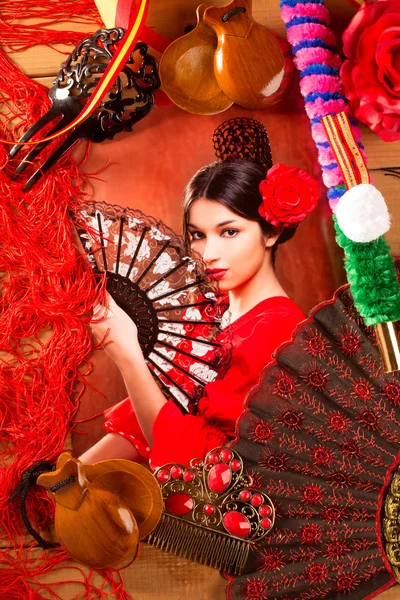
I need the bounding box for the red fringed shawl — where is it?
[0,7,137,598]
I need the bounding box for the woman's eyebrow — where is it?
[187,219,237,229]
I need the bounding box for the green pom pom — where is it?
[334,217,400,325]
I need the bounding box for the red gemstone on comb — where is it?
[170,466,182,479]
[165,494,194,516]
[261,517,272,529]
[220,449,233,463]
[157,469,170,483]
[223,511,251,538]
[208,463,232,493]
[239,490,251,502]
[183,470,195,482]
[251,494,264,507]
[259,505,272,517]
[207,453,219,464]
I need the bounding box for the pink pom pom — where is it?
[318,146,336,165]
[280,3,329,23]
[322,169,344,188]
[295,47,341,71]
[287,23,337,47]
[305,98,347,119]
[300,74,343,96]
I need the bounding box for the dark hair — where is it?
[182,159,296,260]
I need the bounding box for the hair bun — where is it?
[212,117,273,171]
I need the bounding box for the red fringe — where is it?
[0,1,101,52]
[0,43,135,599]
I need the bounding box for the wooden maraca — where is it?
[37,453,162,568]
[204,0,294,109]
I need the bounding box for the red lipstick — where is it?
[206,269,228,281]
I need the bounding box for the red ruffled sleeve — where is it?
[104,297,305,468]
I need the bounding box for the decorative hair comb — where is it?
[147,446,275,575]
[8,28,160,190]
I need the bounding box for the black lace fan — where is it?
[228,260,400,600]
[76,202,230,415]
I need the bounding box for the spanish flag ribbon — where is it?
[322,112,370,190]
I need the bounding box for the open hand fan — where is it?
[76,202,230,415]
[228,260,400,600]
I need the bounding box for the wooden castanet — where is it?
[37,453,163,569]
[204,0,294,109]
[159,4,233,115]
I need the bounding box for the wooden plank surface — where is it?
[27,0,400,169]
[3,2,400,599]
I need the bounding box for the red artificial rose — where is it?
[341,0,400,141]
[258,164,319,228]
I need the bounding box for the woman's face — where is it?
[187,198,278,292]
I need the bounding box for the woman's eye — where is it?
[222,229,239,238]
[190,231,205,241]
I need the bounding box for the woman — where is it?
[79,158,317,469]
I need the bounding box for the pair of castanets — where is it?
[159,0,294,115]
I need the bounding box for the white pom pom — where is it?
[334,184,391,243]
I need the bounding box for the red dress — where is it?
[103,296,305,469]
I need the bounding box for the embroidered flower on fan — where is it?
[159,322,186,336]
[147,279,172,300]
[153,252,177,274]
[190,338,214,358]
[327,411,351,433]
[339,325,363,357]
[328,470,355,489]
[304,563,329,583]
[168,386,190,410]
[357,409,379,431]
[324,540,350,561]
[126,216,143,228]
[189,362,217,383]
[272,371,298,398]
[277,408,304,431]
[334,572,360,593]
[300,523,323,545]
[185,307,202,321]
[112,262,138,279]
[322,504,349,524]
[259,548,286,572]
[259,450,290,472]
[339,438,362,459]
[351,378,374,402]
[302,329,330,358]
[301,483,324,504]
[242,576,268,600]
[311,445,334,467]
[323,539,350,561]
[88,212,113,246]
[300,363,329,392]
[149,226,170,241]
[149,348,175,372]
[248,420,277,444]
[123,231,150,261]
[383,380,400,405]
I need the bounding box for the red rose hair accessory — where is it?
[258,163,319,228]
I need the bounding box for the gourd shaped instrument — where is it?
[159,4,233,115]
[37,453,162,569]
[204,0,294,109]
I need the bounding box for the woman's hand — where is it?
[90,293,142,365]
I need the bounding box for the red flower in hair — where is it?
[258,164,319,228]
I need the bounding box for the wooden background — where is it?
[2,0,400,598]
